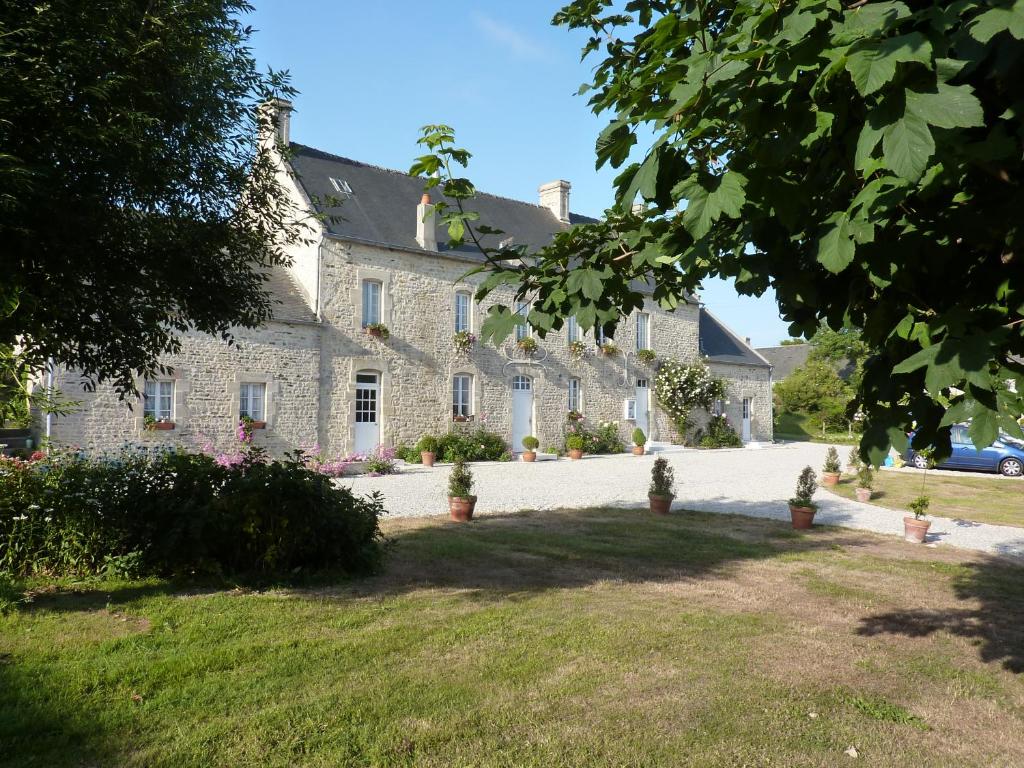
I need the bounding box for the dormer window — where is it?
[329,177,353,197]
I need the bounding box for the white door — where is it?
[354,372,380,454]
[635,378,650,437]
[511,375,533,452]
[741,398,752,442]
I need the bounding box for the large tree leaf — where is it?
[845,33,933,96]
[882,112,935,180]
[815,214,856,273]
[906,84,984,129]
[969,3,1024,42]
[676,171,747,239]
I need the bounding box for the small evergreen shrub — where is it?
[522,435,539,451]
[790,466,818,509]
[565,434,586,451]
[695,416,743,448]
[437,427,508,462]
[649,457,675,497]
[632,427,646,446]
[448,459,474,499]
[416,434,439,454]
[856,465,874,490]
[823,446,841,473]
[848,446,863,471]
[908,495,930,519]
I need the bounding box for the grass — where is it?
[2,509,1023,767]
[827,470,1024,527]
[775,409,859,445]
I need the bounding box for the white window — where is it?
[143,380,174,421]
[636,312,650,350]
[514,301,530,342]
[512,375,532,391]
[239,382,266,421]
[568,378,581,413]
[455,291,472,333]
[624,398,637,420]
[329,177,353,196]
[567,316,580,344]
[597,326,608,345]
[453,374,473,418]
[361,280,381,327]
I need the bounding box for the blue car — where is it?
[905,423,1024,477]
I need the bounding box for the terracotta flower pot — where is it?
[248,420,266,430]
[903,516,931,544]
[522,451,537,462]
[855,487,872,502]
[821,472,840,487]
[367,328,383,338]
[633,445,645,456]
[789,504,816,529]
[151,421,175,431]
[448,496,477,522]
[421,451,436,467]
[568,448,584,460]
[649,494,673,515]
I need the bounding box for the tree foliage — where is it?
[0,1,308,399]
[414,0,1024,464]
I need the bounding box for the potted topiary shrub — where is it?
[847,446,863,474]
[649,456,675,514]
[855,465,873,502]
[447,458,476,522]
[904,495,931,543]
[632,427,647,456]
[566,434,585,460]
[821,446,841,486]
[521,435,539,462]
[788,466,818,529]
[417,434,439,467]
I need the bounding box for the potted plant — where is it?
[855,465,873,502]
[365,322,390,340]
[788,466,818,529]
[447,458,476,522]
[636,348,656,365]
[146,415,174,431]
[517,336,538,355]
[632,427,647,456]
[566,434,585,460]
[417,434,439,467]
[521,435,539,462]
[600,340,620,356]
[453,330,476,356]
[568,339,587,364]
[821,446,841,486]
[649,456,675,514]
[904,495,931,543]
[847,446,863,474]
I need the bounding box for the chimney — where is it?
[539,180,571,225]
[745,337,752,346]
[416,193,437,251]
[269,98,292,145]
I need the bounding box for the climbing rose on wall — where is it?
[654,360,727,441]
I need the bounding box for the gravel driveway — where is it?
[342,442,1024,560]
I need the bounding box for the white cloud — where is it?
[472,12,548,60]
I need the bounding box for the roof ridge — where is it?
[289,142,585,217]
[755,343,808,349]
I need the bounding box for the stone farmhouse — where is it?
[47,103,773,456]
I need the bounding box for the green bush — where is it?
[416,434,440,454]
[394,443,420,463]
[695,416,743,448]
[522,435,539,451]
[565,434,586,451]
[563,416,625,455]
[632,427,646,446]
[437,427,509,462]
[447,459,474,498]
[0,448,385,578]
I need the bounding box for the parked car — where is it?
[905,424,1024,477]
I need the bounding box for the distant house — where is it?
[756,343,855,384]
[46,101,774,454]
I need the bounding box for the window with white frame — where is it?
[361,279,381,327]
[143,380,174,421]
[452,374,473,418]
[454,291,472,333]
[514,301,530,341]
[566,316,579,344]
[568,378,581,413]
[239,382,267,421]
[597,326,608,345]
[636,312,650,350]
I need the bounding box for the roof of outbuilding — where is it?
[699,309,771,367]
[755,343,811,379]
[288,143,598,259]
[262,266,317,324]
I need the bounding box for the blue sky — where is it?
[246,1,794,347]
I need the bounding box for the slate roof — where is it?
[699,309,771,367]
[288,143,598,259]
[755,343,811,380]
[262,266,317,324]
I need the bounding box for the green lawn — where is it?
[827,470,1024,528]
[775,410,859,445]
[2,509,1023,767]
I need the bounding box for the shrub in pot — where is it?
[447,458,476,522]
[364,322,390,340]
[648,456,675,514]
[566,434,586,460]
[904,495,931,543]
[632,427,647,456]
[847,446,863,474]
[416,434,439,467]
[821,446,841,486]
[521,435,539,462]
[855,465,873,502]
[788,466,818,529]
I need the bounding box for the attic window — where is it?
[329,177,353,197]
[499,236,515,250]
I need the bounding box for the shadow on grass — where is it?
[857,540,1024,673]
